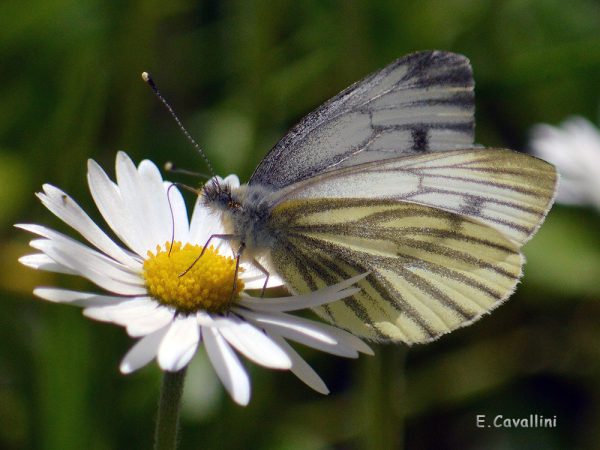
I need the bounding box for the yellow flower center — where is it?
[143,242,244,314]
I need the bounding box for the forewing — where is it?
[250,51,474,189]
[273,149,557,247]
[269,199,522,343]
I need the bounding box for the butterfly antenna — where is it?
[141,71,215,178]
[165,183,178,256]
[164,161,211,180]
[164,181,204,257]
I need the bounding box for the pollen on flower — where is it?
[143,242,244,313]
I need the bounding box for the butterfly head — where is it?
[202,178,239,210]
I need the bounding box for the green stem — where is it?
[154,368,187,450]
[359,345,407,450]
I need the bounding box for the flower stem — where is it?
[154,368,187,450]
[359,345,407,450]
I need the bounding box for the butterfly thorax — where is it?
[202,179,278,253]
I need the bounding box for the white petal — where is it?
[202,326,250,406]
[30,239,146,295]
[238,310,360,358]
[238,264,284,289]
[33,288,129,307]
[316,323,374,356]
[125,308,176,337]
[115,152,157,252]
[268,334,329,394]
[196,310,216,327]
[18,253,77,274]
[188,199,228,248]
[212,315,291,369]
[238,273,367,312]
[83,298,164,326]
[221,175,240,188]
[120,325,171,374]
[239,309,334,342]
[163,181,189,242]
[115,151,179,254]
[137,159,176,246]
[22,225,143,283]
[87,158,147,257]
[35,184,140,268]
[157,316,200,372]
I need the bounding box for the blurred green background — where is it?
[2,0,600,449]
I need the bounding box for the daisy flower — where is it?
[530,116,600,210]
[17,152,372,405]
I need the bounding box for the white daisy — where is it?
[530,116,600,210]
[17,152,372,405]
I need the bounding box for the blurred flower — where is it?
[17,152,371,405]
[530,116,600,209]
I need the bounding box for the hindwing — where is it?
[269,199,523,343]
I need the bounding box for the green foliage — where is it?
[2,0,600,448]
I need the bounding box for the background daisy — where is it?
[530,116,600,210]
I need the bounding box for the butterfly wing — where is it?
[272,148,557,246]
[250,51,475,189]
[265,149,557,343]
[240,50,556,342]
[269,198,522,343]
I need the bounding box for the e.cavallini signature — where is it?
[476,414,557,428]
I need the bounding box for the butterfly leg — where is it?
[229,241,246,301]
[251,258,270,298]
[179,233,237,277]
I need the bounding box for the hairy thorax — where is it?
[202,180,278,257]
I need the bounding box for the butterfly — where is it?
[202,51,557,344]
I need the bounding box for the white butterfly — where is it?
[202,51,557,344]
